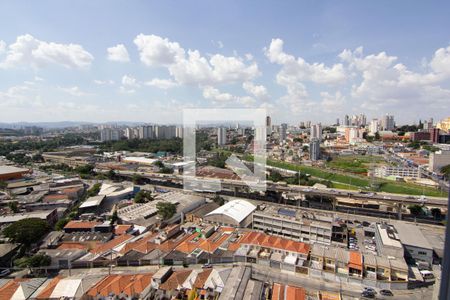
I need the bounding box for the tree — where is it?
[431,208,442,220]
[374,132,381,141]
[213,194,225,206]
[132,174,143,184]
[15,253,51,268]
[0,181,6,190]
[154,161,165,168]
[87,183,101,197]
[3,218,49,246]
[268,170,283,182]
[156,202,177,220]
[106,169,117,180]
[441,164,450,180]
[134,190,153,203]
[408,205,423,216]
[8,201,19,213]
[55,218,69,231]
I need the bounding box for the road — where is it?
[104,168,448,208]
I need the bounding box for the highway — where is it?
[100,168,449,208]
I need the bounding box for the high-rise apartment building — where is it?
[310,123,322,141]
[369,119,379,134]
[381,114,395,131]
[217,127,227,146]
[280,123,288,142]
[309,138,321,161]
[100,128,121,142]
[266,116,272,136]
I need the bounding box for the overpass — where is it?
[99,168,448,220]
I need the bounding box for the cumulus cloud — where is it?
[0,34,93,69]
[338,46,450,114]
[145,78,178,89]
[266,38,347,85]
[107,44,130,62]
[93,79,114,85]
[202,86,235,102]
[134,34,259,86]
[134,34,185,66]
[0,40,6,54]
[242,81,269,100]
[120,74,140,93]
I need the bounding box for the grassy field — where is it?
[326,155,385,174]
[263,159,447,197]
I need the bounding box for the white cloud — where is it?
[266,38,347,85]
[134,34,185,66]
[0,34,93,69]
[320,91,346,113]
[211,40,224,49]
[59,86,91,97]
[202,86,235,102]
[339,46,450,114]
[145,78,178,89]
[430,45,450,78]
[0,40,6,54]
[242,81,269,99]
[120,74,140,93]
[107,44,130,62]
[121,74,140,87]
[134,34,259,86]
[93,79,114,85]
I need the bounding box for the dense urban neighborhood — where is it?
[0,114,448,299]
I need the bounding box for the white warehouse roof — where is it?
[206,199,256,224]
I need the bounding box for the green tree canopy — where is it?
[441,164,450,180]
[15,253,51,268]
[134,190,153,203]
[3,218,49,246]
[408,205,423,216]
[156,201,177,220]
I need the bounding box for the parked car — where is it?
[363,287,377,294]
[361,291,375,298]
[0,269,10,277]
[380,289,393,296]
[202,263,212,269]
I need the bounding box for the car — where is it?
[362,221,371,227]
[0,269,10,277]
[361,291,375,298]
[363,287,376,294]
[202,263,212,269]
[380,289,393,296]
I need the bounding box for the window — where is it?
[418,251,428,256]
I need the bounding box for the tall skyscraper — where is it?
[309,138,321,161]
[336,118,340,126]
[280,123,288,142]
[310,123,322,141]
[381,114,395,131]
[344,115,350,126]
[369,119,379,134]
[217,127,227,146]
[266,116,272,136]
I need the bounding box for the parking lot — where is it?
[347,221,378,255]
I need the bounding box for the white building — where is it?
[204,199,256,227]
[310,123,322,141]
[369,119,379,134]
[429,150,450,173]
[375,166,420,179]
[217,127,227,146]
[100,128,121,142]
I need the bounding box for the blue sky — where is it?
[0,1,449,124]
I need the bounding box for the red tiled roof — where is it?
[271,283,284,300]
[115,225,132,235]
[240,231,310,254]
[0,279,27,300]
[35,276,63,299]
[43,194,69,201]
[90,234,133,254]
[87,273,153,297]
[348,251,362,270]
[159,270,193,291]
[64,221,101,230]
[285,285,305,300]
[193,269,213,289]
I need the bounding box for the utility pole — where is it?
[438,184,450,300]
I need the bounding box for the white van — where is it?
[420,270,435,282]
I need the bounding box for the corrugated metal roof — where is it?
[205,199,256,224]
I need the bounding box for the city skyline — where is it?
[1,1,450,124]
